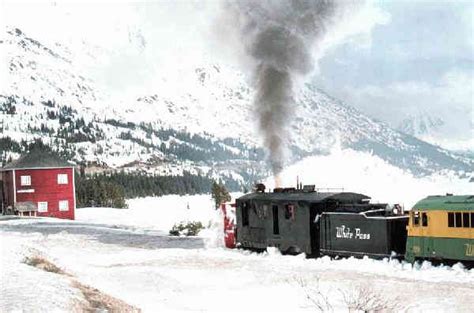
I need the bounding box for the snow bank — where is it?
[0,233,83,312]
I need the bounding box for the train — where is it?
[221,184,474,265]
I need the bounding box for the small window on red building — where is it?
[59,200,69,211]
[57,174,68,184]
[21,175,31,186]
[38,202,48,213]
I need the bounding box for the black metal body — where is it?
[319,211,409,258]
[235,190,392,256]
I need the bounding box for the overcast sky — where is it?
[314,0,473,143]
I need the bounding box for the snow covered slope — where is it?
[398,111,473,153]
[1,26,472,184]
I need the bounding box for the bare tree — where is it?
[291,276,333,312]
[339,284,400,312]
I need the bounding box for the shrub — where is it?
[23,256,65,274]
[169,221,204,236]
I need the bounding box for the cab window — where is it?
[422,213,428,227]
[413,211,420,226]
[284,204,295,220]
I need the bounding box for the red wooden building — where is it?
[0,150,76,220]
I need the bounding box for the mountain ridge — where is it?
[1,27,472,185]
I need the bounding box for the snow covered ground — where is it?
[1,191,473,312]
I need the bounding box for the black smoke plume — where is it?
[222,0,340,177]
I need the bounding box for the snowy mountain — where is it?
[398,114,445,139]
[397,112,473,153]
[1,27,473,185]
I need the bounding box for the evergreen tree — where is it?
[211,181,231,209]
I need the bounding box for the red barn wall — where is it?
[14,168,75,220]
[2,171,14,208]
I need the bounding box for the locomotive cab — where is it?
[235,188,404,257]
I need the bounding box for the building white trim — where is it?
[17,189,35,193]
[72,170,76,212]
[12,169,16,205]
[0,166,74,172]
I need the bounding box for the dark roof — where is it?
[413,195,474,211]
[237,191,371,204]
[1,150,74,170]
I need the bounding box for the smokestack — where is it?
[220,0,341,178]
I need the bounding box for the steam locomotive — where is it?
[222,185,474,265]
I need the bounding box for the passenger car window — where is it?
[448,212,454,227]
[455,213,462,228]
[471,213,474,228]
[462,213,470,228]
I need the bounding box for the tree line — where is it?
[75,171,232,208]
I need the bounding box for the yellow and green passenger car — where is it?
[405,195,474,263]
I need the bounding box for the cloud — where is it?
[317,0,391,56]
[343,69,473,141]
[315,0,473,148]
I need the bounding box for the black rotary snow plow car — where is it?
[235,185,408,258]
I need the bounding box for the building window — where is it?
[422,212,428,227]
[59,200,69,211]
[21,175,31,186]
[57,174,68,184]
[38,202,48,213]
